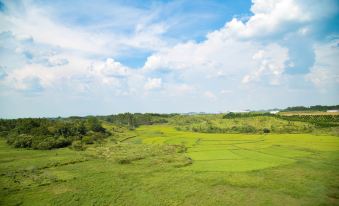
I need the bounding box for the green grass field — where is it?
[1,124,339,205]
[135,125,339,172]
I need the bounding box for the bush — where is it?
[55,136,72,148]
[263,128,270,133]
[10,134,33,148]
[82,136,94,144]
[33,137,56,150]
[86,117,106,133]
[71,140,85,151]
[231,125,257,133]
[83,132,108,144]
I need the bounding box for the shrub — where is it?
[10,134,33,148]
[263,128,270,133]
[55,136,72,148]
[71,140,85,151]
[82,136,94,144]
[86,117,106,133]
[231,125,257,133]
[33,137,56,150]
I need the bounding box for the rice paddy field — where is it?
[1,124,339,205]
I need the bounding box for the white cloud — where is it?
[0,0,338,117]
[141,0,338,92]
[212,0,338,40]
[0,4,105,54]
[4,64,52,92]
[143,38,258,75]
[143,41,199,72]
[144,78,162,90]
[1,56,136,95]
[94,58,130,78]
[142,27,291,89]
[306,40,339,88]
[2,0,336,97]
[242,44,289,85]
[0,1,169,57]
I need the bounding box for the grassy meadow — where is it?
[1,113,339,205]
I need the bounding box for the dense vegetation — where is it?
[0,117,109,150]
[170,113,338,135]
[102,113,175,128]
[283,105,339,112]
[223,112,273,118]
[0,113,178,150]
[1,108,339,151]
[277,114,339,127]
[173,115,316,134]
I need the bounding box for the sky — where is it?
[0,0,338,118]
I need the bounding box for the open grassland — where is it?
[1,124,339,205]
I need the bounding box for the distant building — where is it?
[270,111,279,114]
[327,110,339,113]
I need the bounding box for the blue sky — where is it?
[0,0,338,118]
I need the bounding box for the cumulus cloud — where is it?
[306,39,339,88]
[1,56,136,95]
[215,0,338,40]
[4,64,56,91]
[93,58,130,78]
[142,0,338,92]
[210,0,338,75]
[242,44,290,85]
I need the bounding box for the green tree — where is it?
[86,117,105,133]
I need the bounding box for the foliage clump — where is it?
[0,117,109,150]
[172,114,323,134]
[70,140,85,151]
[263,128,270,133]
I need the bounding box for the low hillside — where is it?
[173,115,316,134]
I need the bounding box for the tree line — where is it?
[283,105,339,112]
[101,113,176,129]
[0,117,109,150]
[0,113,177,150]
